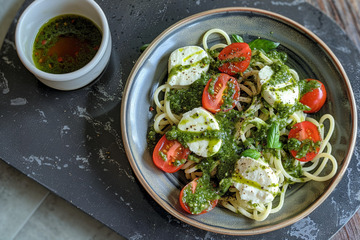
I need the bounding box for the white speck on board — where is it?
[3,39,16,53]
[118,196,134,212]
[271,0,305,6]
[331,196,353,226]
[35,109,48,123]
[355,190,360,202]
[10,97,27,105]
[23,155,43,166]
[354,146,360,171]
[334,46,351,54]
[92,84,119,102]
[346,167,353,202]
[99,148,106,161]
[74,106,87,117]
[128,232,145,240]
[2,56,15,67]
[203,231,217,240]
[60,125,70,137]
[76,155,89,163]
[154,2,168,22]
[289,216,319,240]
[75,154,91,171]
[166,214,181,224]
[0,71,9,94]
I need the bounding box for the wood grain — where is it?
[305,0,360,239]
[307,0,360,50]
[332,209,360,239]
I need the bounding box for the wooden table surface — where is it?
[305,0,360,239]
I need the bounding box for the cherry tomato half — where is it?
[217,42,251,75]
[288,121,322,162]
[299,79,327,113]
[153,135,190,173]
[202,73,240,113]
[179,178,218,215]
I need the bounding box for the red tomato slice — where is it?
[202,73,240,113]
[217,42,251,75]
[179,178,218,215]
[300,79,327,113]
[153,135,190,173]
[288,121,321,162]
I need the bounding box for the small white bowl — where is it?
[15,0,112,90]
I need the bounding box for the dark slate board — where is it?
[0,0,359,239]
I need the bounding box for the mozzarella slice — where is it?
[168,46,209,86]
[262,81,299,107]
[260,65,299,107]
[232,157,279,205]
[178,107,221,157]
[258,65,274,85]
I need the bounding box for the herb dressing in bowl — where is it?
[15,0,111,91]
[33,14,102,74]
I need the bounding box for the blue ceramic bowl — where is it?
[121,7,357,235]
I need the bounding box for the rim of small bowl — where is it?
[15,0,110,82]
[121,7,357,235]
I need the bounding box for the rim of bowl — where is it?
[121,7,357,235]
[15,0,110,82]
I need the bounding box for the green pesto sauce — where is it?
[168,57,210,79]
[232,166,278,196]
[207,110,243,181]
[213,110,242,159]
[278,151,303,179]
[183,50,204,61]
[250,49,287,66]
[173,158,186,167]
[298,79,321,97]
[159,151,167,161]
[207,57,247,71]
[165,110,243,181]
[287,138,321,159]
[207,49,220,59]
[33,14,102,74]
[207,74,237,110]
[208,76,217,95]
[267,50,288,63]
[166,126,218,148]
[265,63,293,86]
[275,101,310,119]
[167,74,209,115]
[181,176,218,214]
[232,172,262,189]
[221,81,237,110]
[147,125,160,151]
[188,154,201,163]
[218,56,246,66]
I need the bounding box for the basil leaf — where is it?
[231,34,244,43]
[140,43,149,52]
[240,149,261,159]
[248,39,280,53]
[267,122,282,149]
